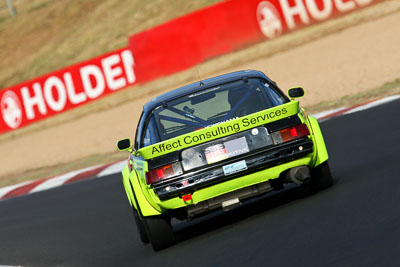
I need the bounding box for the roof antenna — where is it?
[195,66,204,86]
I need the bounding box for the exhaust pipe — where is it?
[286,166,311,184]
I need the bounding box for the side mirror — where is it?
[288,87,305,99]
[117,138,132,152]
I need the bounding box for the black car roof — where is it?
[143,70,273,114]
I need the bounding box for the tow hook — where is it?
[179,192,194,203]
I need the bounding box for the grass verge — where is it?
[305,78,400,113]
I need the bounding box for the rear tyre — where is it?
[301,161,333,194]
[143,215,176,251]
[311,161,333,190]
[133,209,149,244]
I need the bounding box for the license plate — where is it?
[223,160,247,176]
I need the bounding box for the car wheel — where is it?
[301,161,333,194]
[133,209,149,244]
[311,161,333,190]
[143,215,176,251]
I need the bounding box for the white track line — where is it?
[344,95,400,115]
[96,161,126,177]
[30,165,101,194]
[311,107,346,120]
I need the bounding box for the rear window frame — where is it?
[138,77,289,149]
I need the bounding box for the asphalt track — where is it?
[1,99,400,267]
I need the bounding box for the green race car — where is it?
[117,70,332,251]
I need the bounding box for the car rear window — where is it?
[142,78,288,146]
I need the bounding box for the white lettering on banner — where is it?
[280,0,309,29]
[121,50,136,84]
[2,50,136,129]
[275,0,373,30]
[80,65,105,99]
[257,1,283,39]
[43,76,67,112]
[306,0,332,20]
[102,54,126,90]
[64,72,87,104]
[355,0,373,5]
[334,0,356,12]
[21,84,47,120]
[1,91,22,129]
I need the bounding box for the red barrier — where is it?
[0,48,136,134]
[129,0,382,84]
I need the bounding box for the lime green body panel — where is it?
[121,102,328,217]
[307,115,329,166]
[121,166,135,208]
[121,165,162,216]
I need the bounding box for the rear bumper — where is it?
[153,138,313,200]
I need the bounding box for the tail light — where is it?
[271,124,310,144]
[146,162,183,184]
